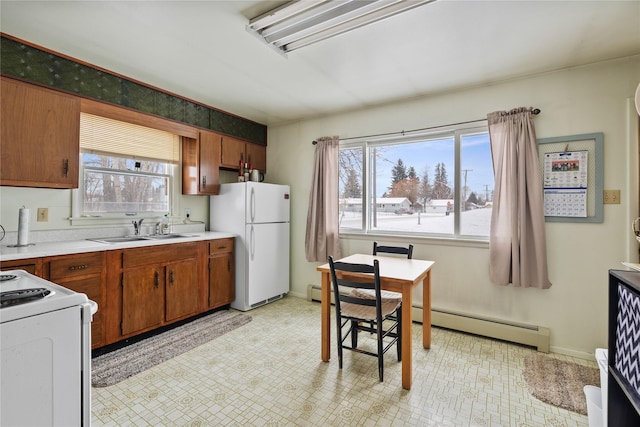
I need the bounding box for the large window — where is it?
[73,113,179,222]
[339,124,493,239]
[81,154,172,215]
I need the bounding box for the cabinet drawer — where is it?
[209,238,234,255]
[49,252,104,280]
[123,242,198,268]
[0,258,42,276]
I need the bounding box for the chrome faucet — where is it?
[132,218,144,235]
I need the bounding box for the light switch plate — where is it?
[603,190,621,204]
[37,207,49,222]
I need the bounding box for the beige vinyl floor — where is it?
[92,296,597,426]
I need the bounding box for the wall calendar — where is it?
[537,132,603,223]
[543,150,588,217]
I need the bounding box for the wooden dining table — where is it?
[316,253,435,390]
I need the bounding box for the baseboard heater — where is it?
[307,284,550,353]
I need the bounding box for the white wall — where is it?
[1,56,637,357]
[266,56,640,358]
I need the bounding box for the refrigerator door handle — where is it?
[250,186,256,223]
[250,224,255,261]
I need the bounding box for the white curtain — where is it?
[488,108,551,288]
[305,136,342,262]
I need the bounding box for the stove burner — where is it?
[0,288,52,307]
[0,274,17,282]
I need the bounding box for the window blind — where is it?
[80,113,180,163]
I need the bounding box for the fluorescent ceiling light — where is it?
[247,0,436,54]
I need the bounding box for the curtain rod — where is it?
[311,108,541,144]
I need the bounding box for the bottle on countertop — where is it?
[243,162,250,182]
[238,160,245,182]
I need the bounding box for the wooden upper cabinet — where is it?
[1,77,80,188]
[246,142,267,173]
[220,135,246,169]
[220,135,267,173]
[182,130,221,195]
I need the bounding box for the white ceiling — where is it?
[1,1,639,127]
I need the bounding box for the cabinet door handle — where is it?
[202,176,207,187]
[63,159,69,177]
[154,271,159,288]
[227,259,231,271]
[169,269,175,285]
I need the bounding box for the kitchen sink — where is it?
[88,234,198,244]
[146,233,198,239]
[87,236,151,244]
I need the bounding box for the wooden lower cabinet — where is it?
[45,252,107,348]
[208,238,235,309]
[2,254,105,348]
[121,265,166,335]
[165,258,199,322]
[119,242,199,337]
[0,257,43,276]
[1,238,234,349]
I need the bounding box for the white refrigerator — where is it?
[210,182,290,311]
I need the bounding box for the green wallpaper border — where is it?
[0,35,267,145]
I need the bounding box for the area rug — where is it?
[523,353,600,415]
[92,310,251,387]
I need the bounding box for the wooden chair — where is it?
[373,241,413,259]
[328,256,401,382]
[355,242,414,330]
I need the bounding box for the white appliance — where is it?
[1,269,96,426]
[210,182,290,311]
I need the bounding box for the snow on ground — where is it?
[339,207,492,236]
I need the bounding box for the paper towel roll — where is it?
[17,206,30,246]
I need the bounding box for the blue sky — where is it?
[372,133,494,199]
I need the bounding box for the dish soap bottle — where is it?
[161,213,171,235]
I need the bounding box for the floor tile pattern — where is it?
[92,297,596,426]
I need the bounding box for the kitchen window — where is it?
[339,124,493,240]
[72,113,179,224]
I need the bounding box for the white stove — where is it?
[0,270,94,320]
[1,269,96,426]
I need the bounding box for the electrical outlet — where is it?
[37,207,49,222]
[603,189,621,204]
[184,209,191,219]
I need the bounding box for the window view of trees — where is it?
[385,159,454,207]
[339,146,363,198]
[82,153,171,214]
[338,129,493,238]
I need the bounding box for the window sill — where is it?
[69,215,171,227]
[339,230,490,249]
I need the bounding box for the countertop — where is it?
[0,231,235,261]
